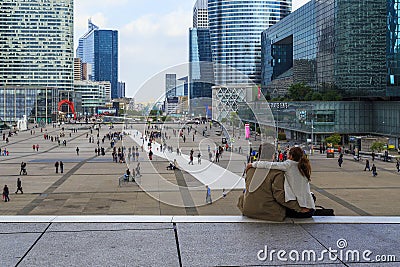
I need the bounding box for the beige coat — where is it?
[238,168,302,222]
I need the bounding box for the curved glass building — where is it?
[208,0,292,85]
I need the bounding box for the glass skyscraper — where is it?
[77,20,119,99]
[0,0,74,91]
[387,0,400,96]
[189,0,214,117]
[208,0,292,85]
[166,74,177,98]
[262,0,390,98]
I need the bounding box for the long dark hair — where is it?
[289,147,311,181]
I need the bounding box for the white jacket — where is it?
[252,160,315,209]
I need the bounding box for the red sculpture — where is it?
[58,100,76,119]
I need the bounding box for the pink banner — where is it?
[245,124,250,139]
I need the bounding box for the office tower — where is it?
[387,0,400,96]
[117,82,126,99]
[208,0,292,85]
[77,20,119,99]
[189,28,214,117]
[193,0,209,28]
[74,58,83,81]
[262,0,387,98]
[0,0,73,123]
[166,74,177,98]
[178,77,189,97]
[82,63,92,81]
[0,0,74,91]
[189,0,214,117]
[256,0,400,144]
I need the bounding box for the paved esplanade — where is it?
[0,122,400,216]
[128,128,246,190]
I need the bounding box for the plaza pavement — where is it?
[0,122,400,216]
[0,122,400,266]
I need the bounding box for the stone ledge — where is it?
[0,215,399,224]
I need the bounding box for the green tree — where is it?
[325,133,341,145]
[149,110,159,116]
[322,90,342,101]
[370,142,385,152]
[288,83,313,101]
[311,92,323,101]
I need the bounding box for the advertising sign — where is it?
[245,124,250,139]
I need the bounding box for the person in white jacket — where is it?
[246,146,315,216]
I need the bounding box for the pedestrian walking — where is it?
[55,161,59,173]
[60,161,64,174]
[36,144,39,151]
[364,159,370,171]
[338,154,343,167]
[136,163,141,177]
[197,152,201,164]
[206,185,212,204]
[222,188,227,198]
[3,185,10,202]
[396,161,400,172]
[76,147,80,156]
[15,178,23,194]
[372,164,378,177]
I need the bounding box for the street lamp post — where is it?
[311,119,314,155]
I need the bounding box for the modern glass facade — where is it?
[0,87,59,123]
[0,0,74,91]
[166,74,177,98]
[73,81,107,115]
[189,28,214,116]
[208,0,292,85]
[387,0,400,96]
[77,21,119,99]
[262,0,390,98]
[240,100,400,143]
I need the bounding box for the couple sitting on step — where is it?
[238,143,315,222]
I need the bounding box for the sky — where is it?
[74,0,310,102]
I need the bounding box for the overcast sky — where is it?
[74,0,310,102]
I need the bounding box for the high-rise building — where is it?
[77,20,119,99]
[0,0,74,92]
[262,0,389,98]
[177,77,189,97]
[193,0,209,28]
[189,0,214,117]
[117,82,126,99]
[255,0,400,145]
[82,63,92,81]
[387,0,400,96]
[74,58,83,81]
[189,28,214,117]
[208,0,291,85]
[165,74,177,98]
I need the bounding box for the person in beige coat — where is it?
[238,144,313,221]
